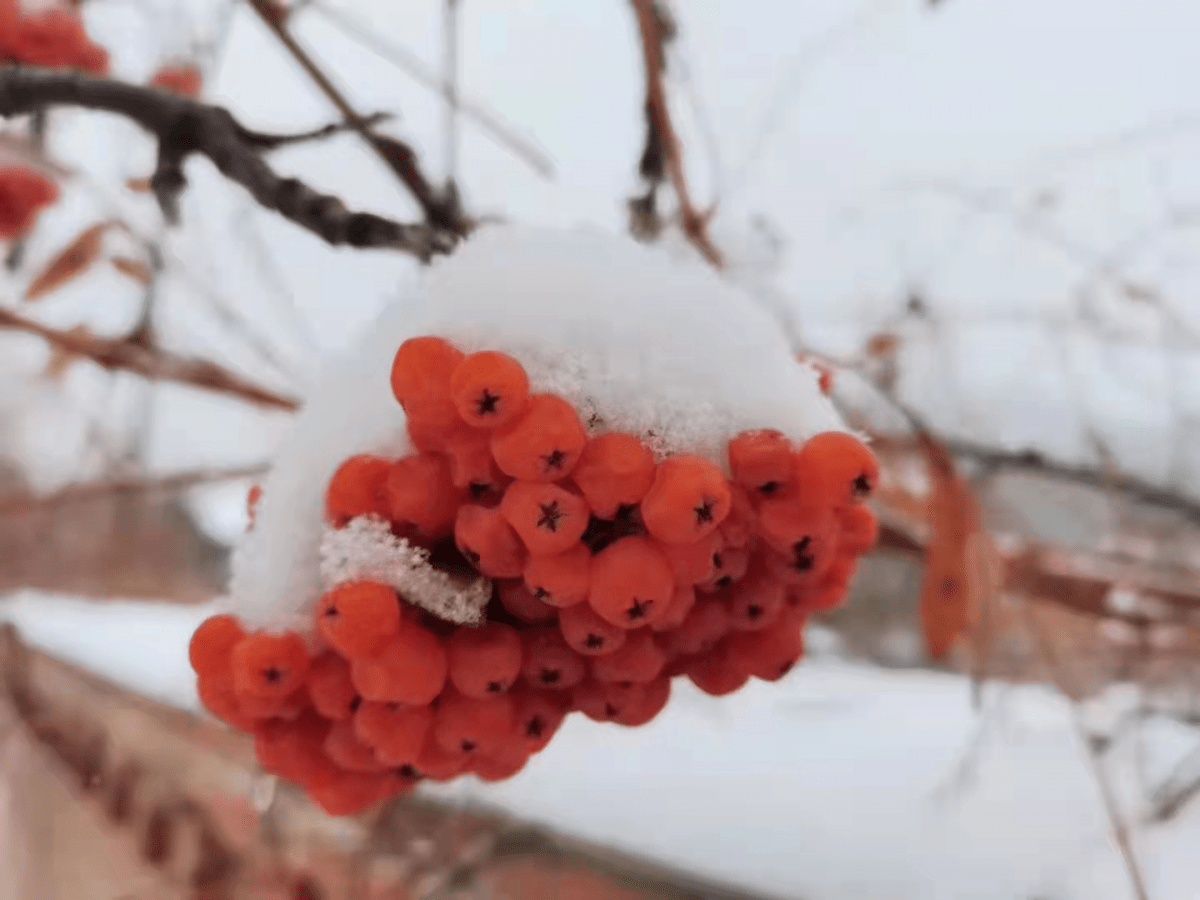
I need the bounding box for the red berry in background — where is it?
[520,627,587,690]
[454,504,527,579]
[660,597,731,657]
[354,700,434,766]
[573,679,645,724]
[490,394,587,482]
[196,676,260,732]
[640,454,731,545]
[659,530,723,586]
[350,624,447,705]
[432,690,516,758]
[614,676,670,727]
[246,484,263,530]
[523,543,590,608]
[500,480,590,555]
[588,536,673,629]
[726,607,806,682]
[391,336,465,429]
[149,63,203,98]
[719,484,758,549]
[794,431,880,505]
[496,580,557,624]
[316,581,400,659]
[325,454,392,526]
[253,711,330,783]
[386,453,460,538]
[231,632,310,702]
[727,429,797,497]
[308,770,392,817]
[651,583,697,633]
[838,503,879,556]
[188,614,245,681]
[446,622,524,697]
[449,349,530,428]
[511,687,569,752]
[13,8,109,74]
[698,543,751,593]
[307,652,359,720]
[725,563,786,631]
[589,629,665,683]
[570,432,656,518]
[324,718,389,773]
[558,601,626,657]
[687,644,751,697]
[0,167,59,240]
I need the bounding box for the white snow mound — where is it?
[231,224,845,627]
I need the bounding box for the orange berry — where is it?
[188,614,245,681]
[727,429,797,497]
[521,627,587,690]
[523,543,590,608]
[659,530,723,586]
[354,700,434,766]
[651,583,697,633]
[432,690,516,758]
[307,652,359,719]
[727,608,806,682]
[308,770,391,816]
[500,481,590,555]
[490,394,587,482]
[253,711,330,783]
[558,602,626,656]
[719,484,758,549]
[788,556,856,613]
[726,563,786,631]
[236,687,307,720]
[390,336,465,428]
[497,580,557,624]
[838,503,879,556]
[446,622,524,697]
[698,544,750,592]
[450,350,530,428]
[386,453,461,538]
[687,643,750,696]
[573,679,645,723]
[231,632,310,702]
[589,629,665,683]
[474,743,531,782]
[443,432,510,500]
[614,676,670,727]
[246,485,262,530]
[660,598,731,657]
[794,431,880,505]
[511,687,569,752]
[571,432,656,518]
[640,454,731,545]
[196,676,260,732]
[350,624,447,705]
[325,454,392,526]
[324,718,389,773]
[454,504,527,578]
[414,737,469,782]
[758,496,837,579]
[316,581,400,659]
[588,536,673,629]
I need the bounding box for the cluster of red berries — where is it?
[190,336,879,816]
[0,166,59,241]
[0,0,109,75]
[149,63,203,98]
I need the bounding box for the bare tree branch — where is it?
[0,306,300,412]
[0,65,451,258]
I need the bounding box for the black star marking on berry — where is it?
[712,552,724,569]
[533,585,551,600]
[461,740,476,752]
[539,668,560,685]
[627,598,652,620]
[537,501,564,531]
[348,696,362,713]
[694,499,715,524]
[396,764,419,780]
[585,633,605,649]
[487,680,505,693]
[461,546,481,566]
[476,389,500,416]
[791,535,814,571]
[525,716,545,738]
[468,481,492,499]
[777,661,795,677]
[323,604,338,617]
[715,576,733,589]
[542,449,567,472]
[852,472,873,497]
[263,666,282,683]
[747,604,763,620]
[758,480,781,496]
[603,703,619,719]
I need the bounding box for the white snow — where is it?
[2,591,1198,900]
[231,225,844,628]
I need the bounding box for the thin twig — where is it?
[0,65,449,258]
[443,0,460,184]
[628,0,722,268]
[0,306,300,412]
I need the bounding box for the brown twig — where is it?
[628,0,722,268]
[0,65,450,258]
[0,306,300,412]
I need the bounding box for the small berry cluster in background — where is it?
[191,336,879,816]
[0,0,109,75]
[0,166,58,240]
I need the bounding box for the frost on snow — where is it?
[231,224,845,628]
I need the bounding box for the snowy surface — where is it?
[2,591,1199,900]
[231,225,842,628]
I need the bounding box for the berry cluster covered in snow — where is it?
[193,227,876,816]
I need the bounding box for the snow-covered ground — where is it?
[3,590,1197,900]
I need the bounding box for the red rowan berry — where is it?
[454,504,527,578]
[188,614,245,681]
[490,394,586,481]
[687,644,751,697]
[350,624,447,705]
[246,485,262,530]
[236,687,307,721]
[758,496,838,586]
[324,718,389,773]
[559,602,626,656]
[390,336,465,428]
[253,711,330,783]
[588,536,673,628]
[385,453,461,538]
[446,622,524,697]
[307,652,360,720]
[573,679,645,723]
[727,430,797,497]
[660,598,731,657]
[196,676,259,732]
[719,484,758,549]
[571,432,656,518]
[316,581,400,659]
[726,564,786,631]
[614,676,670,726]
[727,608,806,682]
[473,737,531,782]
[444,432,510,500]
[511,687,569,753]
[521,627,587,690]
[325,454,392,526]
[497,580,557,624]
[414,737,468,782]
[523,543,590,608]
[651,583,697,633]
[450,350,530,428]
[231,632,310,702]
[308,770,391,816]
[0,166,59,237]
[641,454,732,545]
[500,481,590,555]
[659,530,723,586]
[354,700,434,766]
[698,544,751,593]
[590,629,665,683]
[795,431,880,505]
[838,503,879,556]
[433,690,516,758]
[13,9,109,75]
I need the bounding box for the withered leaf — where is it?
[24,222,110,302]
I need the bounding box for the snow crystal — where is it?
[318,516,490,625]
[231,224,846,627]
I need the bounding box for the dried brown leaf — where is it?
[125,176,153,193]
[111,255,153,285]
[24,222,110,302]
[41,324,92,381]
